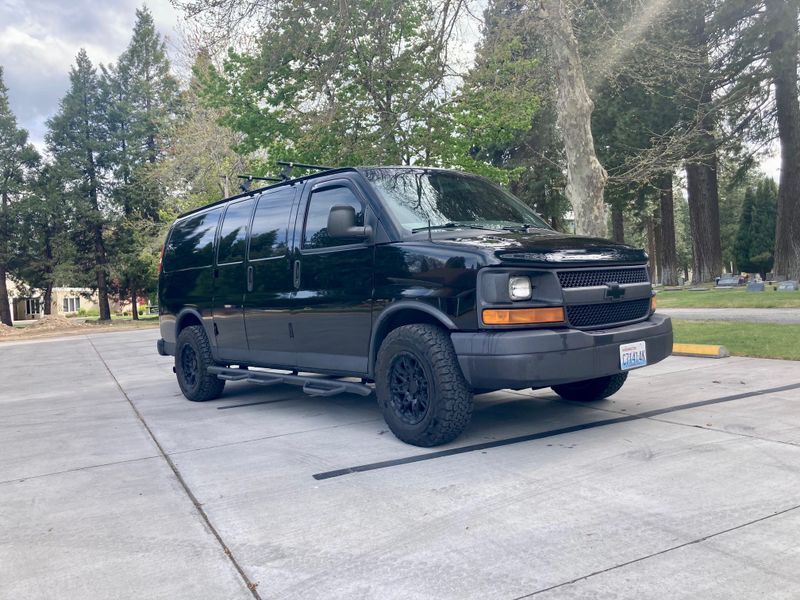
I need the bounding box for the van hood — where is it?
[430,229,648,266]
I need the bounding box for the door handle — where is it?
[293,259,301,289]
[247,265,254,292]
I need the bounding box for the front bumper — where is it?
[157,338,175,357]
[451,314,672,391]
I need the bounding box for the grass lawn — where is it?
[672,319,800,361]
[656,287,800,308]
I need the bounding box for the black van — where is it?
[157,166,672,446]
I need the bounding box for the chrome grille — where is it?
[558,268,648,288]
[566,298,650,328]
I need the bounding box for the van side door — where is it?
[291,178,374,375]
[244,186,300,368]
[213,197,255,360]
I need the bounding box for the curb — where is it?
[672,343,730,358]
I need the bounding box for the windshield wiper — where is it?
[411,222,495,233]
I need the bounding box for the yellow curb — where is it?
[672,343,730,358]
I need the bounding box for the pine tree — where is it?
[0,66,40,326]
[735,177,778,278]
[47,49,113,321]
[104,7,181,318]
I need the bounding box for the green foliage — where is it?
[735,177,777,277]
[452,0,568,227]
[200,0,455,168]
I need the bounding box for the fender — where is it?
[368,300,458,376]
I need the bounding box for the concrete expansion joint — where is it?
[510,502,800,599]
[86,337,263,600]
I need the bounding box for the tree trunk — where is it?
[684,2,723,284]
[611,205,625,243]
[0,264,12,326]
[43,284,53,315]
[767,0,800,280]
[539,0,608,238]
[653,204,663,285]
[686,162,722,283]
[658,173,679,286]
[645,215,657,282]
[131,290,139,320]
[87,148,112,322]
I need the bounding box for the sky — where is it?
[0,0,181,151]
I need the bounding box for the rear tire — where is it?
[175,325,225,402]
[551,372,628,402]
[375,324,473,447]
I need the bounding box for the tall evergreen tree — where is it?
[47,49,112,321]
[104,7,181,318]
[735,177,778,278]
[0,66,40,326]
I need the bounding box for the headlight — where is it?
[508,276,532,301]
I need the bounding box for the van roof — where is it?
[175,165,469,221]
[176,166,360,219]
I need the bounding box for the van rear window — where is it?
[163,208,222,271]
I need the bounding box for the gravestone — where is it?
[777,280,799,292]
[746,281,765,292]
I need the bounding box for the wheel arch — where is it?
[368,302,456,377]
[175,308,204,337]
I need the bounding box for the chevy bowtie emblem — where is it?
[605,282,625,300]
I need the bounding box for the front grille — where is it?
[567,298,650,328]
[558,267,648,288]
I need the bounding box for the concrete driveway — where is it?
[2,329,800,600]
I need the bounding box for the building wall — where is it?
[4,279,103,322]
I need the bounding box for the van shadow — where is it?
[206,381,600,443]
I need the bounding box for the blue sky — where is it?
[0,0,180,150]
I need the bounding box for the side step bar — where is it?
[207,366,373,397]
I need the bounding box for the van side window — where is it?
[217,198,254,264]
[163,208,222,271]
[249,188,294,260]
[303,186,364,249]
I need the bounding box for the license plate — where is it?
[620,341,647,370]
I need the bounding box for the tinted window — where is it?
[217,199,254,264]
[163,208,222,271]
[303,186,364,249]
[249,188,294,260]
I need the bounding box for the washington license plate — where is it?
[620,341,647,370]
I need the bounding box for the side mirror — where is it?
[327,204,373,239]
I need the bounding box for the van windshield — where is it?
[362,168,549,233]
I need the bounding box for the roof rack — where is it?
[276,161,335,181]
[237,174,282,192]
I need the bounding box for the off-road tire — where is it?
[551,372,628,402]
[375,324,473,447]
[175,325,225,402]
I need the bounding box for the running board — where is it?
[207,366,373,397]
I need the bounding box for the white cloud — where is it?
[0,0,180,150]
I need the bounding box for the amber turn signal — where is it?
[650,295,657,312]
[483,307,565,325]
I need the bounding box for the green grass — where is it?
[672,319,800,360]
[656,287,800,308]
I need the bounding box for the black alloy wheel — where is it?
[175,325,225,402]
[389,352,431,425]
[375,324,473,447]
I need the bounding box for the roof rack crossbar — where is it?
[276,161,335,181]
[237,174,282,192]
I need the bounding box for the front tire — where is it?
[175,325,225,402]
[551,372,628,402]
[375,324,473,447]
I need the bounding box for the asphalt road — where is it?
[2,329,800,599]
[662,307,800,324]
